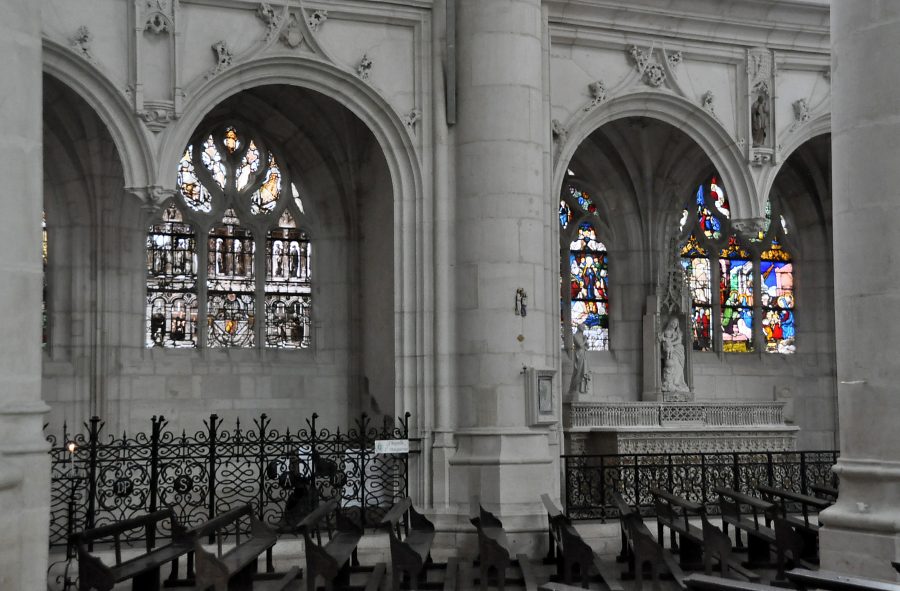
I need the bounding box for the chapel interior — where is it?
[2,0,899,589]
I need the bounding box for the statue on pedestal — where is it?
[568,323,592,396]
[659,317,690,394]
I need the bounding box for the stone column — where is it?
[445,0,556,551]
[0,2,51,589]
[820,3,900,578]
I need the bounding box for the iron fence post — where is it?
[258,414,268,521]
[86,416,101,551]
[599,456,607,522]
[309,413,318,506]
[207,413,218,544]
[732,452,740,493]
[766,451,774,487]
[701,453,708,509]
[800,451,808,495]
[149,415,163,548]
[359,413,368,528]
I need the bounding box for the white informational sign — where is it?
[374,439,409,454]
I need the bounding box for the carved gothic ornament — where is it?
[208,40,233,78]
[790,98,811,132]
[551,119,568,145]
[615,432,797,454]
[129,185,175,208]
[253,2,328,51]
[70,25,94,61]
[748,47,776,165]
[659,234,687,316]
[357,54,373,80]
[257,2,281,41]
[142,0,173,34]
[667,51,683,69]
[701,90,720,121]
[308,10,328,32]
[583,80,608,112]
[138,100,177,132]
[629,45,666,88]
[403,108,422,129]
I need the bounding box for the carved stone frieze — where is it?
[357,54,373,80]
[70,25,94,61]
[614,431,797,454]
[583,80,608,112]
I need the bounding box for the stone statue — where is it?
[751,91,769,147]
[659,317,689,393]
[568,323,591,396]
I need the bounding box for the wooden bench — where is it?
[699,514,759,582]
[649,488,705,570]
[540,494,623,590]
[809,484,838,503]
[298,498,380,591]
[610,490,686,591]
[75,508,194,591]
[714,487,777,568]
[192,504,300,591]
[684,574,785,591]
[468,497,539,591]
[757,485,827,563]
[379,497,439,591]
[786,568,900,591]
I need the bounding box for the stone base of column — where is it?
[0,400,51,591]
[819,457,900,579]
[820,527,900,581]
[429,429,556,557]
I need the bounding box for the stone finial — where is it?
[357,54,373,80]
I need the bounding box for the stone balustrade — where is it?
[568,401,787,429]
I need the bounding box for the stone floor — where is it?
[46,519,789,590]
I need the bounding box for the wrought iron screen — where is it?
[563,450,838,520]
[47,412,415,547]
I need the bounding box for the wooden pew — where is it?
[809,484,838,503]
[684,573,785,591]
[468,497,538,591]
[610,490,686,591]
[714,487,777,568]
[757,485,827,563]
[787,568,900,591]
[298,498,383,591]
[540,493,623,590]
[74,508,194,591]
[192,504,300,591]
[700,515,759,582]
[649,488,705,570]
[379,497,440,591]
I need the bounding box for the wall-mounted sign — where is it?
[374,439,409,454]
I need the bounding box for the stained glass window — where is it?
[761,238,794,353]
[678,177,794,354]
[265,210,312,348]
[560,180,609,351]
[146,204,198,347]
[719,236,754,352]
[150,123,313,349]
[680,236,712,351]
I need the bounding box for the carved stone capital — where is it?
[731,217,767,237]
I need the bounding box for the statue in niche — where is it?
[567,323,591,396]
[751,89,770,147]
[659,317,689,393]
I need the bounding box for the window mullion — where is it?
[197,226,209,349]
[753,251,763,356]
[255,228,266,349]
[711,253,723,354]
